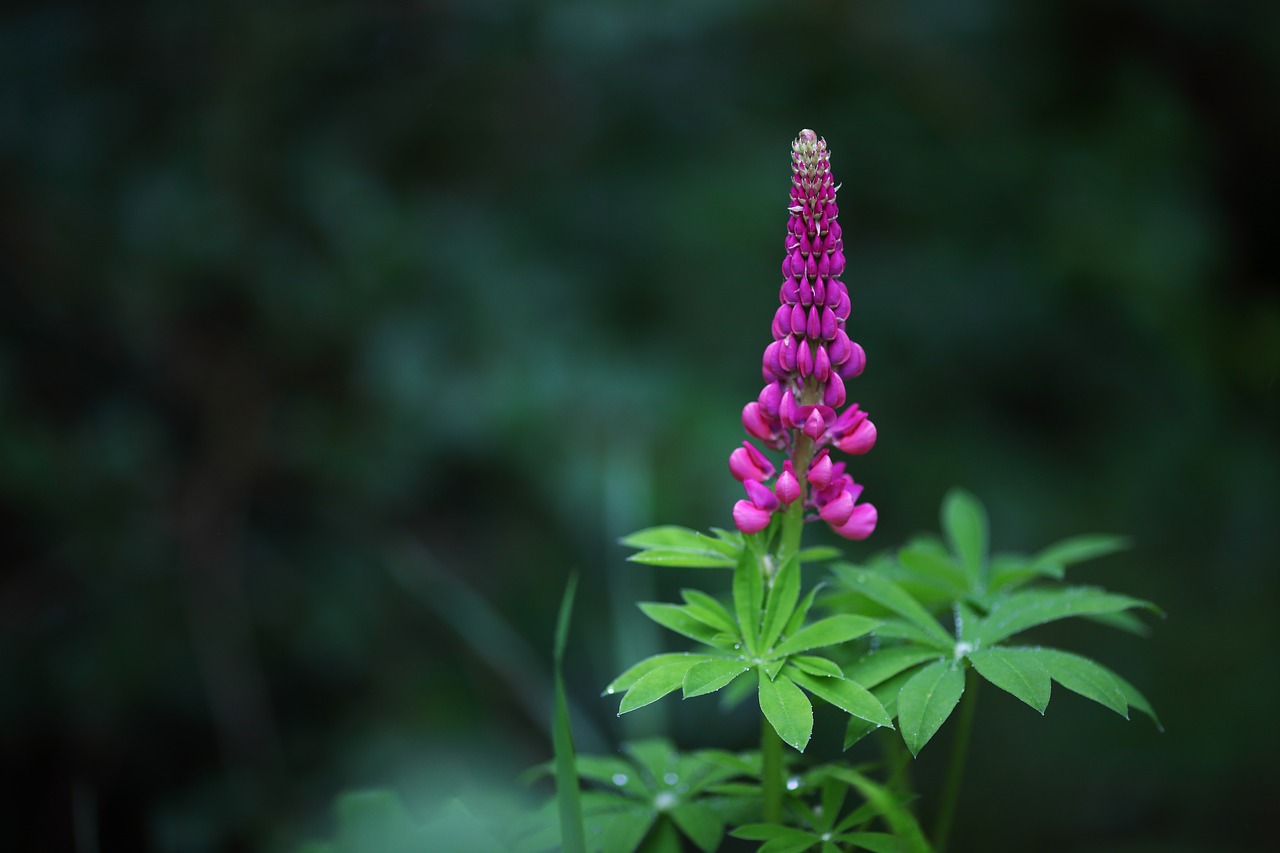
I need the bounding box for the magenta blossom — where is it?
[730,129,877,540]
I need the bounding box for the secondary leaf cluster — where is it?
[609,544,890,753]
[829,489,1162,755]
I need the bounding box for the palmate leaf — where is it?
[1031,533,1130,573]
[967,646,1051,714]
[787,666,893,728]
[761,555,802,651]
[606,653,710,695]
[843,665,927,749]
[759,671,814,752]
[896,543,968,598]
[669,801,723,852]
[941,488,988,589]
[734,548,765,654]
[844,646,940,689]
[789,654,845,678]
[618,659,705,714]
[829,565,954,649]
[1027,647,1129,718]
[621,526,739,568]
[637,602,726,647]
[773,614,881,657]
[896,659,966,757]
[974,586,1160,645]
[826,767,931,853]
[680,589,738,634]
[683,659,751,699]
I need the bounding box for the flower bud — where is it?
[729,441,775,482]
[775,461,800,505]
[733,500,773,534]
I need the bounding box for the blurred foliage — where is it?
[1,0,1277,850]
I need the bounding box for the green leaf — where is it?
[733,549,765,654]
[606,653,711,695]
[975,587,1160,645]
[1030,648,1129,718]
[552,578,587,853]
[621,525,739,557]
[619,660,703,714]
[830,565,954,649]
[772,615,881,657]
[897,659,966,756]
[843,669,919,750]
[788,667,893,728]
[582,800,656,853]
[683,659,751,699]
[798,545,842,563]
[789,654,845,678]
[759,672,814,752]
[826,768,931,853]
[1111,670,1164,731]
[574,756,649,799]
[784,585,821,638]
[839,831,910,853]
[870,619,953,649]
[1032,533,1130,573]
[941,488,988,588]
[670,801,724,852]
[897,545,968,596]
[732,823,818,844]
[988,554,1060,592]
[680,589,738,635]
[628,549,738,568]
[844,646,940,689]
[967,646,1051,713]
[637,602,724,646]
[761,556,802,651]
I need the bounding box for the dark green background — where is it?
[3,0,1277,850]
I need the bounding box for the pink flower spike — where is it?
[733,500,774,534]
[806,305,822,340]
[799,277,814,307]
[772,305,792,340]
[819,489,855,526]
[775,461,800,505]
[791,303,807,337]
[798,338,814,377]
[814,345,831,382]
[780,389,801,428]
[823,372,846,408]
[742,402,776,442]
[836,418,877,455]
[828,328,851,365]
[729,441,775,482]
[803,408,826,440]
[807,450,834,490]
[820,306,837,340]
[841,340,866,379]
[758,382,783,419]
[744,479,780,513]
[831,503,878,540]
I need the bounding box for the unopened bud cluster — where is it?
[730,130,877,540]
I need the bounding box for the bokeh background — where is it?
[3,0,1278,850]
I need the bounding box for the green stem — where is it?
[761,712,785,824]
[932,671,979,853]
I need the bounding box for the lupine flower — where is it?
[729,129,878,540]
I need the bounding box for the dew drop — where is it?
[663,772,679,785]
[612,773,628,786]
[605,687,615,695]
[654,791,678,811]
[786,776,802,791]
